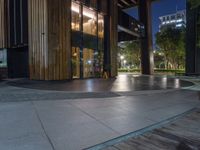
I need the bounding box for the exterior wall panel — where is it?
[47,0,71,80]
[28,0,48,80]
[28,0,71,80]
[0,0,6,48]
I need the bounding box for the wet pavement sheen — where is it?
[7,74,193,92]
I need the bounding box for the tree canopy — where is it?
[189,0,200,9]
[118,40,141,69]
[155,28,186,69]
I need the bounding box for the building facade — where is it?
[0,0,154,80]
[159,10,186,31]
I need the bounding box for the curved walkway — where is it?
[6,74,193,92]
[0,74,199,150]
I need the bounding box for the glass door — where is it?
[83,48,94,78]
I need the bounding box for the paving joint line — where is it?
[67,101,120,135]
[31,101,56,150]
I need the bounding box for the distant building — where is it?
[159,10,186,31]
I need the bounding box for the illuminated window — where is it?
[83,6,97,36]
[98,14,104,51]
[98,14,104,38]
[72,47,80,78]
[71,2,80,31]
[71,1,104,79]
[83,48,94,78]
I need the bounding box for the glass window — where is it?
[83,48,94,78]
[83,6,97,36]
[72,47,80,78]
[0,49,7,68]
[98,14,104,38]
[167,16,169,20]
[171,15,175,20]
[71,2,81,31]
[98,14,104,51]
[71,1,105,79]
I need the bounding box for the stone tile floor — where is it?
[0,74,199,150]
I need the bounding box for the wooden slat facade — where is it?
[0,0,6,48]
[28,0,48,80]
[28,0,71,80]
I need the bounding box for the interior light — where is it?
[71,3,96,19]
[88,60,92,64]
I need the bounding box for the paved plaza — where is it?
[0,74,199,150]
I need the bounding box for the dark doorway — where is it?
[7,47,29,78]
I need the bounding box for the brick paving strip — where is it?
[86,108,200,150]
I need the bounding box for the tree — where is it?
[119,41,141,69]
[189,0,200,9]
[154,51,165,69]
[155,28,186,69]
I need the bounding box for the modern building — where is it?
[159,10,186,31]
[186,1,200,75]
[0,0,154,80]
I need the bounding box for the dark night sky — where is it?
[125,0,186,47]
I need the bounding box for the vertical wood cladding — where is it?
[109,0,118,77]
[28,0,48,80]
[0,0,6,48]
[28,0,71,80]
[47,0,71,80]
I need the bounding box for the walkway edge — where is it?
[85,107,197,150]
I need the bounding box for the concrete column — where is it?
[109,0,118,77]
[186,1,200,75]
[139,0,154,75]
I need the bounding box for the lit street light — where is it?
[120,55,124,60]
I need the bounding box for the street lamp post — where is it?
[120,55,124,68]
[124,60,127,68]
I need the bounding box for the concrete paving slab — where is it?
[33,101,120,150]
[0,91,199,150]
[0,75,199,150]
[0,102,53,150]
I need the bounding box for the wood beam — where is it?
[120,0,130,6]
[118,25,140,37]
